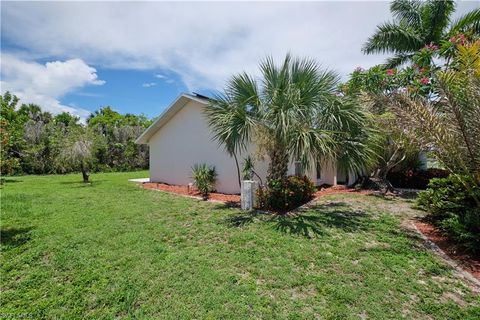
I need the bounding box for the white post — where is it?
[241,180,258,211]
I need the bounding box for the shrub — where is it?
[191,164,217,199]
[416,175,480,253]
[387,168,448,189]
[257,175,316,212]
[416,175,479,216]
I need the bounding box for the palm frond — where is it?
[448,8,480,36]
[362,22,424,54]
[390,0,423,29]
[203,91,257,155]
[423,0,455,42]
[384,52,415,68]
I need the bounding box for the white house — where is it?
[136,93,356,194]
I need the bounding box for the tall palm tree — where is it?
[205,54,379,185]
[363,0,480,67]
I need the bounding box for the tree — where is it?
[87,107,151,171]
[391,41,480,191]
[363,0,480,67]
[60,127,94,183]
[0,92,24,174]
[54,112,80,127]
[205,54,378,186]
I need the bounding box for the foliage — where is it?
[347,31,479,192]
[363,0,480,68]
[241,155,255,180]
[205,54,380,186]
[391,41,480,191]
[58,127,95,183]
[417,175,480,253]
[191,163,217,199]
[0,92,151,177]
[1,92,23,175]
[257,175,316,212]
[387,168,449,189]
[417,175,479,217]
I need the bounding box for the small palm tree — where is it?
[205,54,378,185]
[191,163,217,199]
[363,0,480,67]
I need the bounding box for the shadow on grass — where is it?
[367,191,418,201]
[367,193,396,201]
[59,180,104,187]
[0,227,33,248]
[213,201,241,209]
[227,211,264,227]
[225,201,371,238]
[1,178,22,184]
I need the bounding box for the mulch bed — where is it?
[142,182,370,205]
[142,182,241,203]
[413,219,480,280]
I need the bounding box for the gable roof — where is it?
[135,93,210,144]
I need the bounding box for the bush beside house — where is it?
[417,175,480,253]
[257,175,316,212]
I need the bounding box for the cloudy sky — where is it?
[1,1,478,120]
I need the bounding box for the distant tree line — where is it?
[1,92,152,179]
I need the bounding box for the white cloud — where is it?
[142,82,157,88]
[154,73,174,84]
[0,54,104,121]
[1,1,478,91]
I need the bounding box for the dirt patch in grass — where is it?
[314,185,371,198]
[413,219,480,280]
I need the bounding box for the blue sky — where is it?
[1,1,478,121]
[62,69,191,119]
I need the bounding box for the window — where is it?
[316,161,321,180]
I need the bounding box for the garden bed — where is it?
[142,182,370,206]
[413,219,480,281]
[142,182,241,204]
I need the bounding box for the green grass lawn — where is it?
[1,172,479,319]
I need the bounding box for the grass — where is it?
[1,171,479,319]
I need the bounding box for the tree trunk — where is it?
[80,161,89,183]
[233,151,241,188]
[372,147,406,194]
[267,145,289,184]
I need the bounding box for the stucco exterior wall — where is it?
[148,100,270,194]
[147,98,356,193]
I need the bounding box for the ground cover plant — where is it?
[1,172,479,319]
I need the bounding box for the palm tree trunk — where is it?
[267,145,289,184]
[373,147,405,194]
[233,151,241,188]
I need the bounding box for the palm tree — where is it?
[363,0,480,67]
[205,54,379,185]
